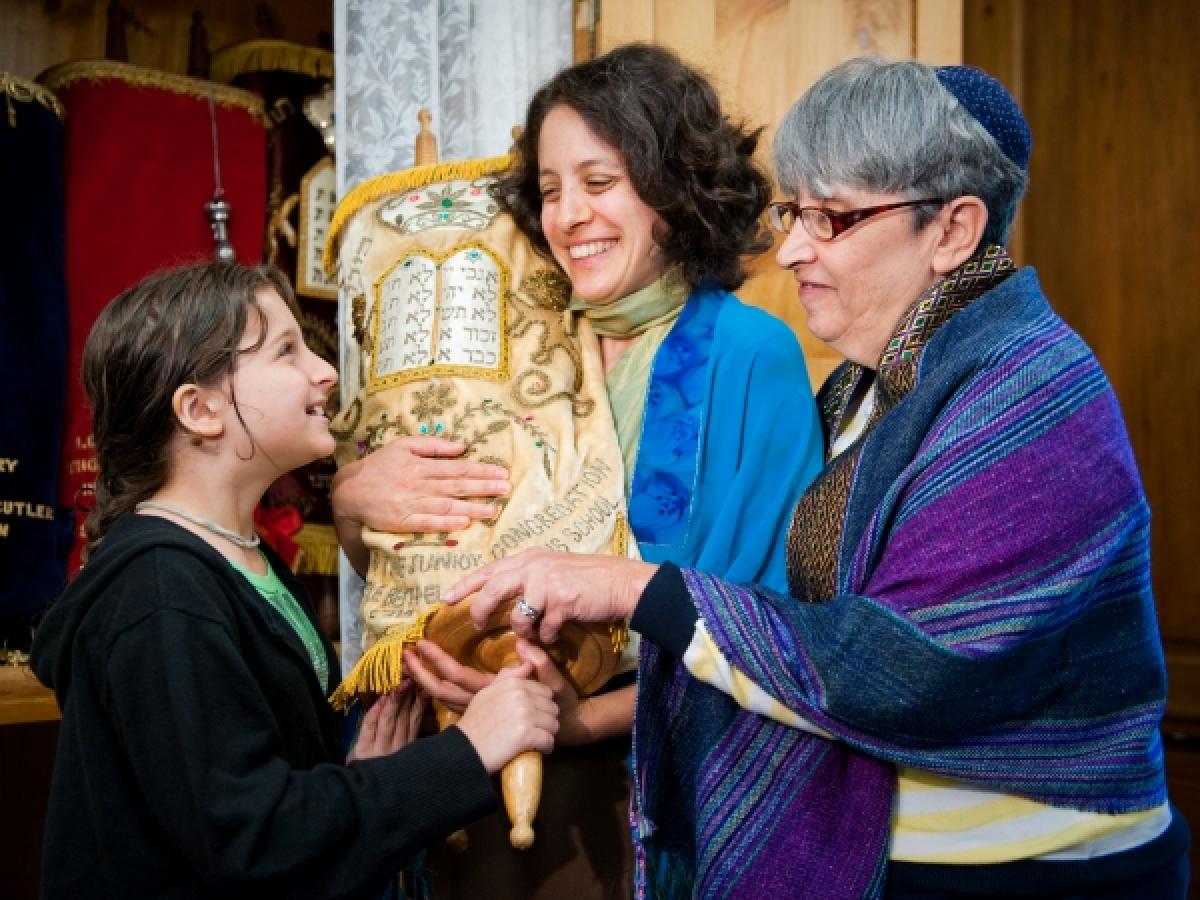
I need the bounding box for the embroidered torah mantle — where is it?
[326,157,628,706]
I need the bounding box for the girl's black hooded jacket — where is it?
[31,513,496,899]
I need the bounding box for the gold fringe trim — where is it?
[38,60,265,121]
[1,72,64,124]
[293,523,340,576]
[608,516,630,654]
[323,154,514,277]
[210,40,334,84]
[609,623,630,655]
[328,604,444,710]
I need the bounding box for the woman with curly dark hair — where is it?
[403,43,824,899]
[495,42,774,300]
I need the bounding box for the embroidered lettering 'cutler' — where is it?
[0,500,55,519]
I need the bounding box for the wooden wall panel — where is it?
[914,0,963,64]
[762,0,920,386]
[595,0,655,54]
[780,0,909,99]
[0,0,104,78]
[718,0,847,387]
[962,0,1026,263]
[1009,0,1200,735]
[655,0,718,69]
[596,0,963,388]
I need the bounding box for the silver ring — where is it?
[514,597,542,623]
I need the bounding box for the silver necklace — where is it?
[136,500,260,549]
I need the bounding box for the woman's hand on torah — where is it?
[331,436,511,572]
[346,680,427,762]
[456,662,559,774]
[333,436,510,532]
[443,549,658,643]
[404,639,494,714]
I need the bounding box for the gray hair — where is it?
[772,58,1028,247]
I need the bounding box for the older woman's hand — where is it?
[332,436,511,573]
[442,548,657,643]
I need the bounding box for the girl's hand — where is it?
[516,639,634,745]
[404,639,494,714]
[346,681,427,762]
[455,663,558,774]
[513,639,585,745]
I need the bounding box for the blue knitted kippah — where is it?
[935,65,1031,170]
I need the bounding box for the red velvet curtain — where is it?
[42,62,267,573]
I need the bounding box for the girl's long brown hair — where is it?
[81,262,294,552]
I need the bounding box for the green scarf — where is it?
[572,270,688,496]
[567,267,687,337]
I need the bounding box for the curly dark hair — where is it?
[493,43,772,293]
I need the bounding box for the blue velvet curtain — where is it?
[0,77,73,651]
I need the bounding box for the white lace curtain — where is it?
[333,0,574,669]
[335,0,573,193]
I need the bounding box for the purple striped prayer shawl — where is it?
[631,251,1168,898]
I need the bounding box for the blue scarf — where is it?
[626,285,825,897]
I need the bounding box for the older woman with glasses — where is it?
[446,58,1189,899]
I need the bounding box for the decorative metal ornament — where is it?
[296,156,338,298]
[303,81,335,154]
[206,87,236,262]
[205,190,237,262]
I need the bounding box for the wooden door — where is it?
[966,0,1200,737]
[967,6,1200,888]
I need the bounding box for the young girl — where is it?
[30,262,558,900]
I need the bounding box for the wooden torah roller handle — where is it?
[424,599,622,849]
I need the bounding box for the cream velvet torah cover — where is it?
[324,156,629,709]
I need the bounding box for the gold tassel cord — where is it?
[1,72,65,124]
[328,604,445,711]
[322,155,515,277]
[607,516,631,655]
[38,60,265,121]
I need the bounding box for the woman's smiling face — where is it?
[537,104,669,306]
